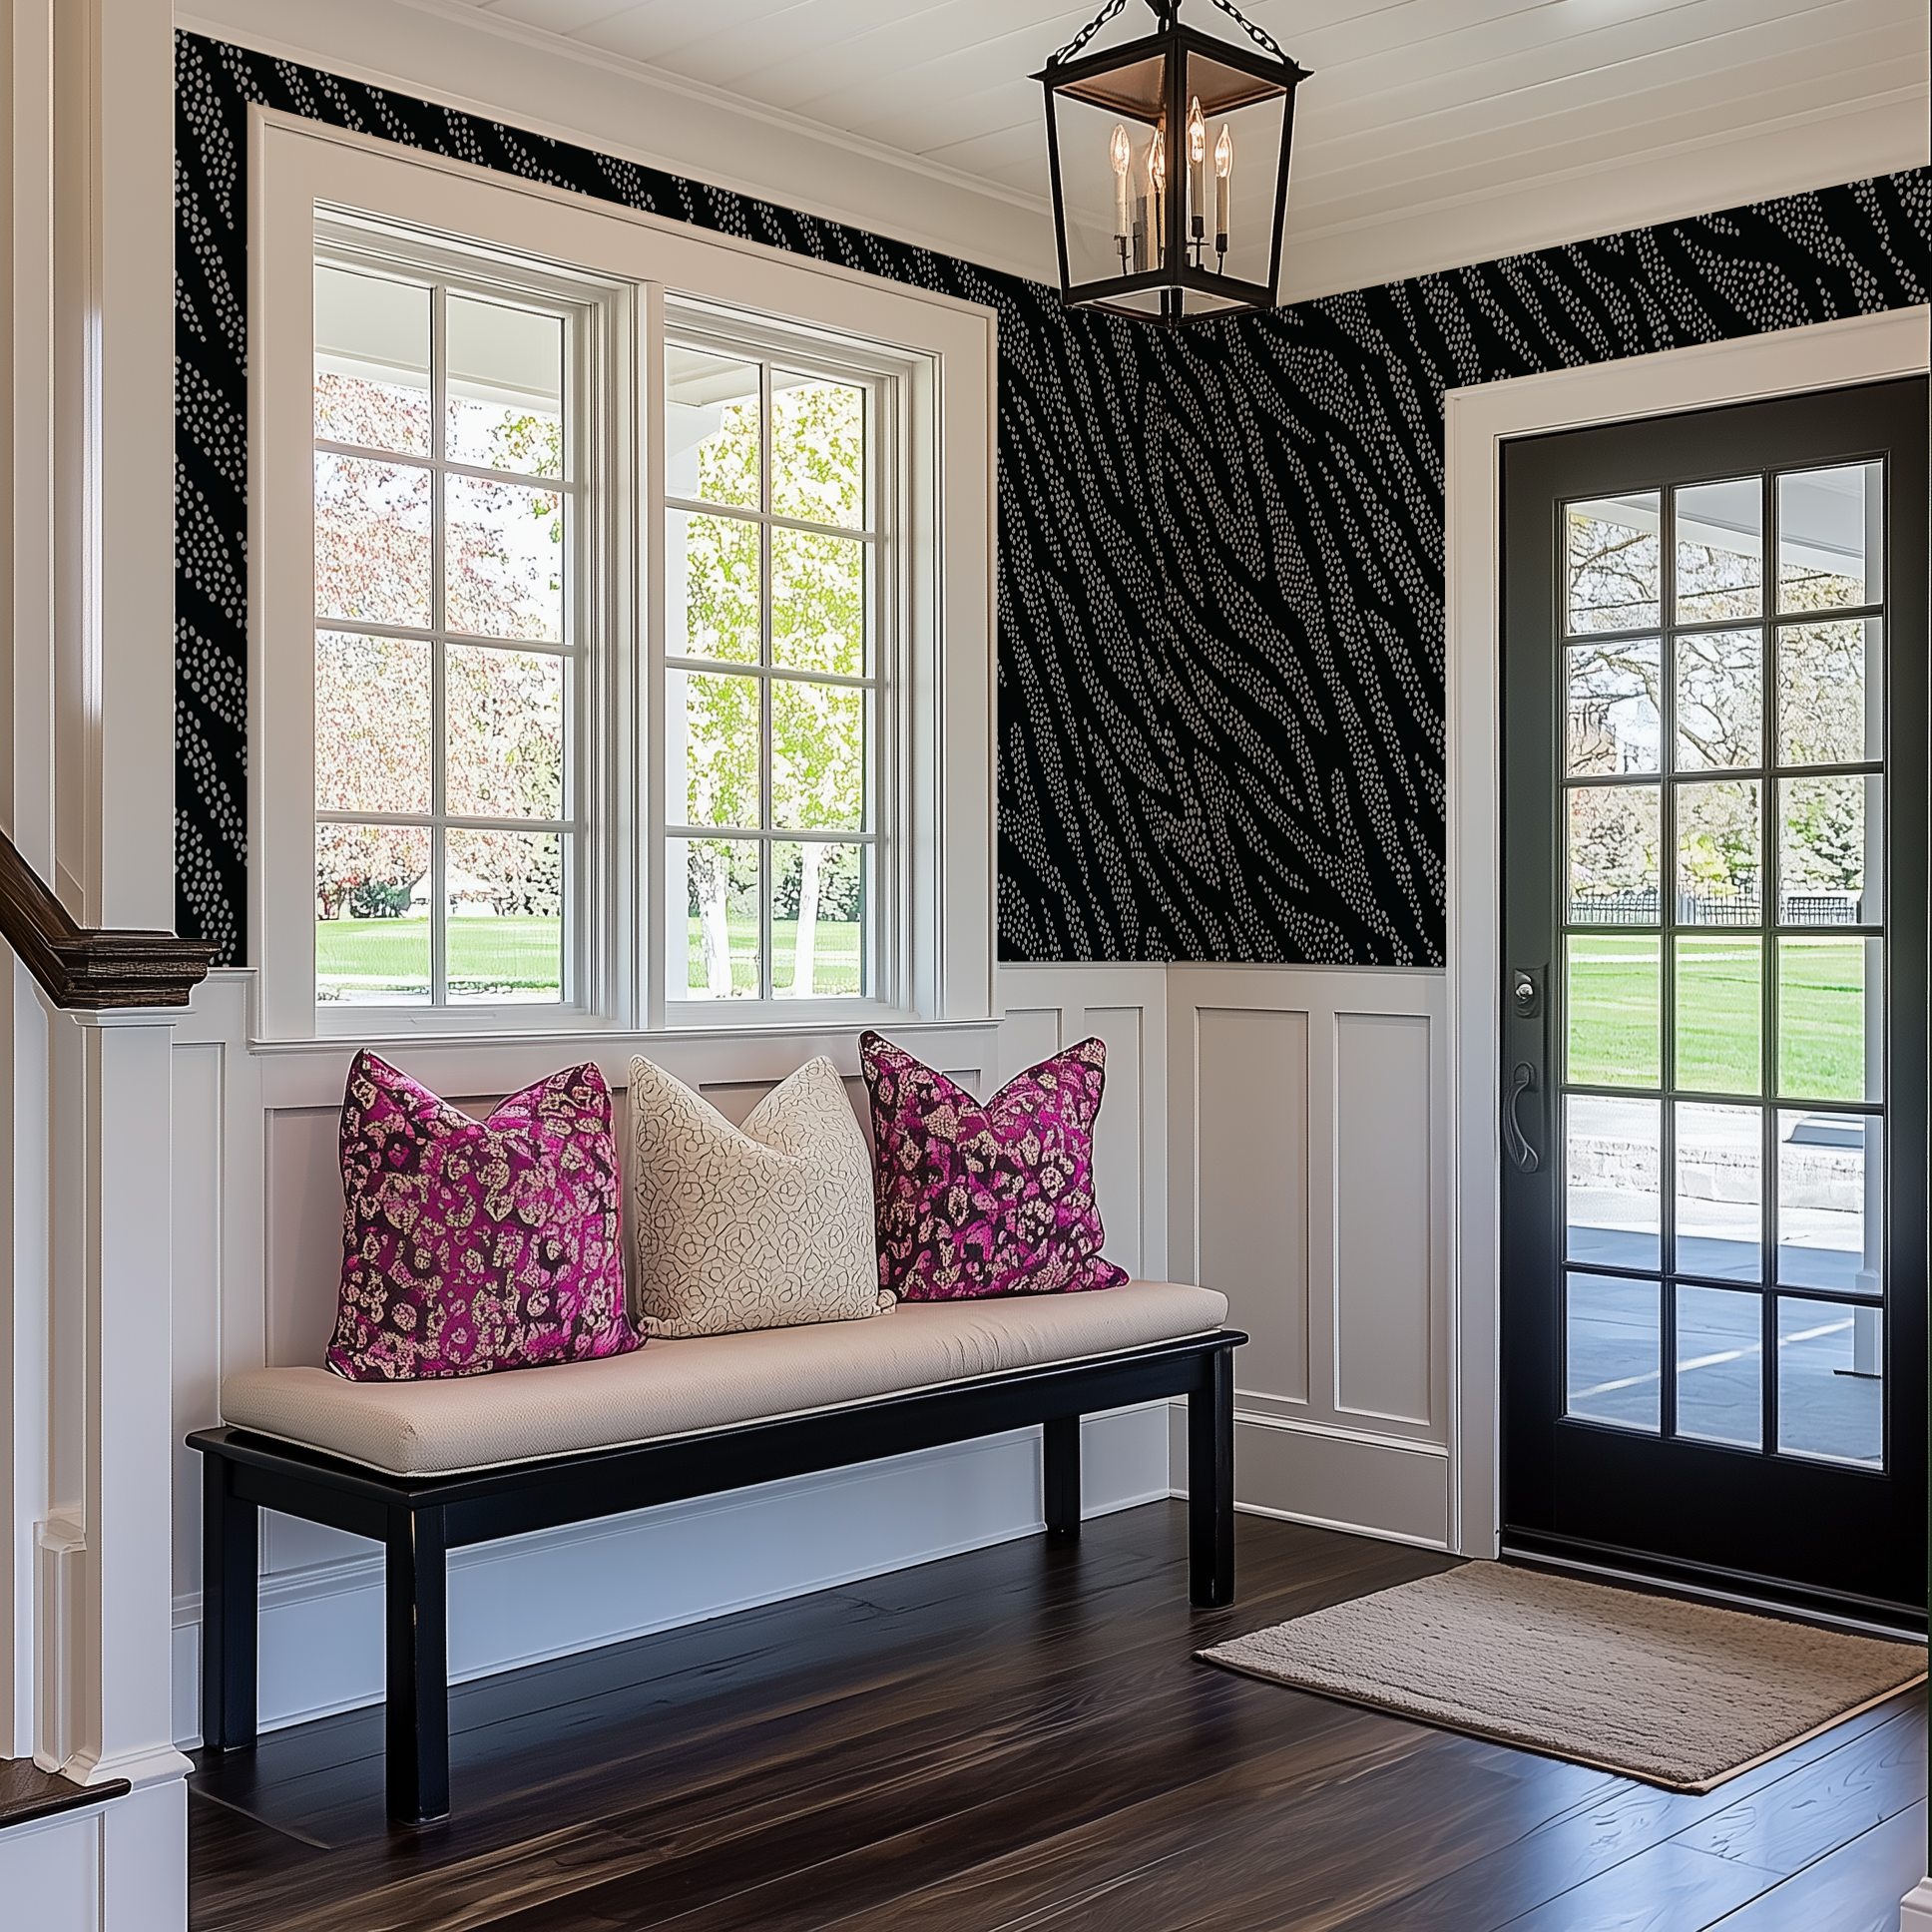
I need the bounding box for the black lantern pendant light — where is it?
[1035,0,1310,325]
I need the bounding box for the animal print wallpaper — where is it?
[174,30,1930,970]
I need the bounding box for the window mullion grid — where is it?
[1759,467,1780,1455]
[565,304,584,1014]
[314,436,570,498]
[1659,485,1678,1444]
[759,356,774,1001]
[430,278,450,1007]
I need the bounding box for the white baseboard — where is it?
[173,1405,1172,1746]
[1899,1877,1932,1928]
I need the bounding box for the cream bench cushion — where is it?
[221,1279,1229,1478]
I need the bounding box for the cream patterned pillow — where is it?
[627,1054,888,1337]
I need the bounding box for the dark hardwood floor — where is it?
[188,1502,1928,1931]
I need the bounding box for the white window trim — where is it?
[657,302,906,1025]
[249,107,997,1044]
[310,225,616,1019]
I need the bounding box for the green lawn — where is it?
[313,914,864,1000]
[316,916,560,999]
[686,917,861,996]
[1567,932,1870,1101]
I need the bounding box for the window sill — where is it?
[247,1009,995,1056]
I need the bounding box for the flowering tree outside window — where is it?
[312,258,577,1005]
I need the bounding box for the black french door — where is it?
[1500,378,1928,1626]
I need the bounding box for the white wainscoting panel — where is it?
[168,973,1171,1744]
[1194,1005,1309,1408]
[0,1805,102,1932]
[1334,1011,1434,1427]
[996,965,1168,1284]
[1170,965,1450,1548]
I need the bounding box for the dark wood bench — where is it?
[190,1323,1241,1824]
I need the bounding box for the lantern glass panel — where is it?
[1048,54,1173,288]
[1180,47,1287,293]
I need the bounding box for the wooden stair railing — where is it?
[0,830,217,1008]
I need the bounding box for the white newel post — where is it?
[65,1005,191,1782]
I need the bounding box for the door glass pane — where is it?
[1779,774,1879,926]
[669,511,760,663]
[1568,785,1660,924]
[443,827,563,1004]
[1675,778,1759,926]
[1777,1296,1882,1467]
[1676,1285,1762,1448]
[1776,936,1880,1103]
[665,346,759,509]
[1675,477,1761,623]
[445,296,564,476]
[1674,628,1761,770]
[1566,1273,1660,1431]
[313,265,430,455]
[771,373,865,529]
[1673,935,1759,1096]
[771,841,865,998]
[1566,934,1659,1087]
[1567,494,1660,634]
[315,824,429,1004]
[1567,641,1660,775]
[1776,620,1881,765]
[1567,1094,1660,1271]
[1777,463,1881,614]
[1778,1111,1880,1295]
[676,836,760,998]
[1675,1102,1761,1283]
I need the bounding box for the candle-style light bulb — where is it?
[1188,98,1208,257]
[1214,123,1233,259]
[1149,128,1167,262]
[1110,122,1132,245]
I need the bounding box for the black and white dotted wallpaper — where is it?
[175,29,1931,970]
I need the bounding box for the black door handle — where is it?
[1504,1061,1540,1173]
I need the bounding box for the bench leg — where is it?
[1187,1347,1235,1608]
[1043,1414,1082,1542]
[201,1453,258,1751]
[384,1504,449,1825]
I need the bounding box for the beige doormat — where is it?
[1200,1561,1926,1792]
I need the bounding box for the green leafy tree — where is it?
[680,379,866,996]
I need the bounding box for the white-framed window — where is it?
[250,110,994,1043]
[310,236,596,1009]
[662,320,893,1010]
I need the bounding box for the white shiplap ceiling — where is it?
[189,0,1929,298]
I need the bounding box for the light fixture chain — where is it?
[1050,0,1130,67]
[1204,0,1287,61]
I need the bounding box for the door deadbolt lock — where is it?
[1511,967,1543,1020]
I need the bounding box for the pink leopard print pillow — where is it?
[325,1051,639,1381]
[860,1031,1130,1301]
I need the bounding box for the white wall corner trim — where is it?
[176,0,1056,284]
[1443,304,1932,1561]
